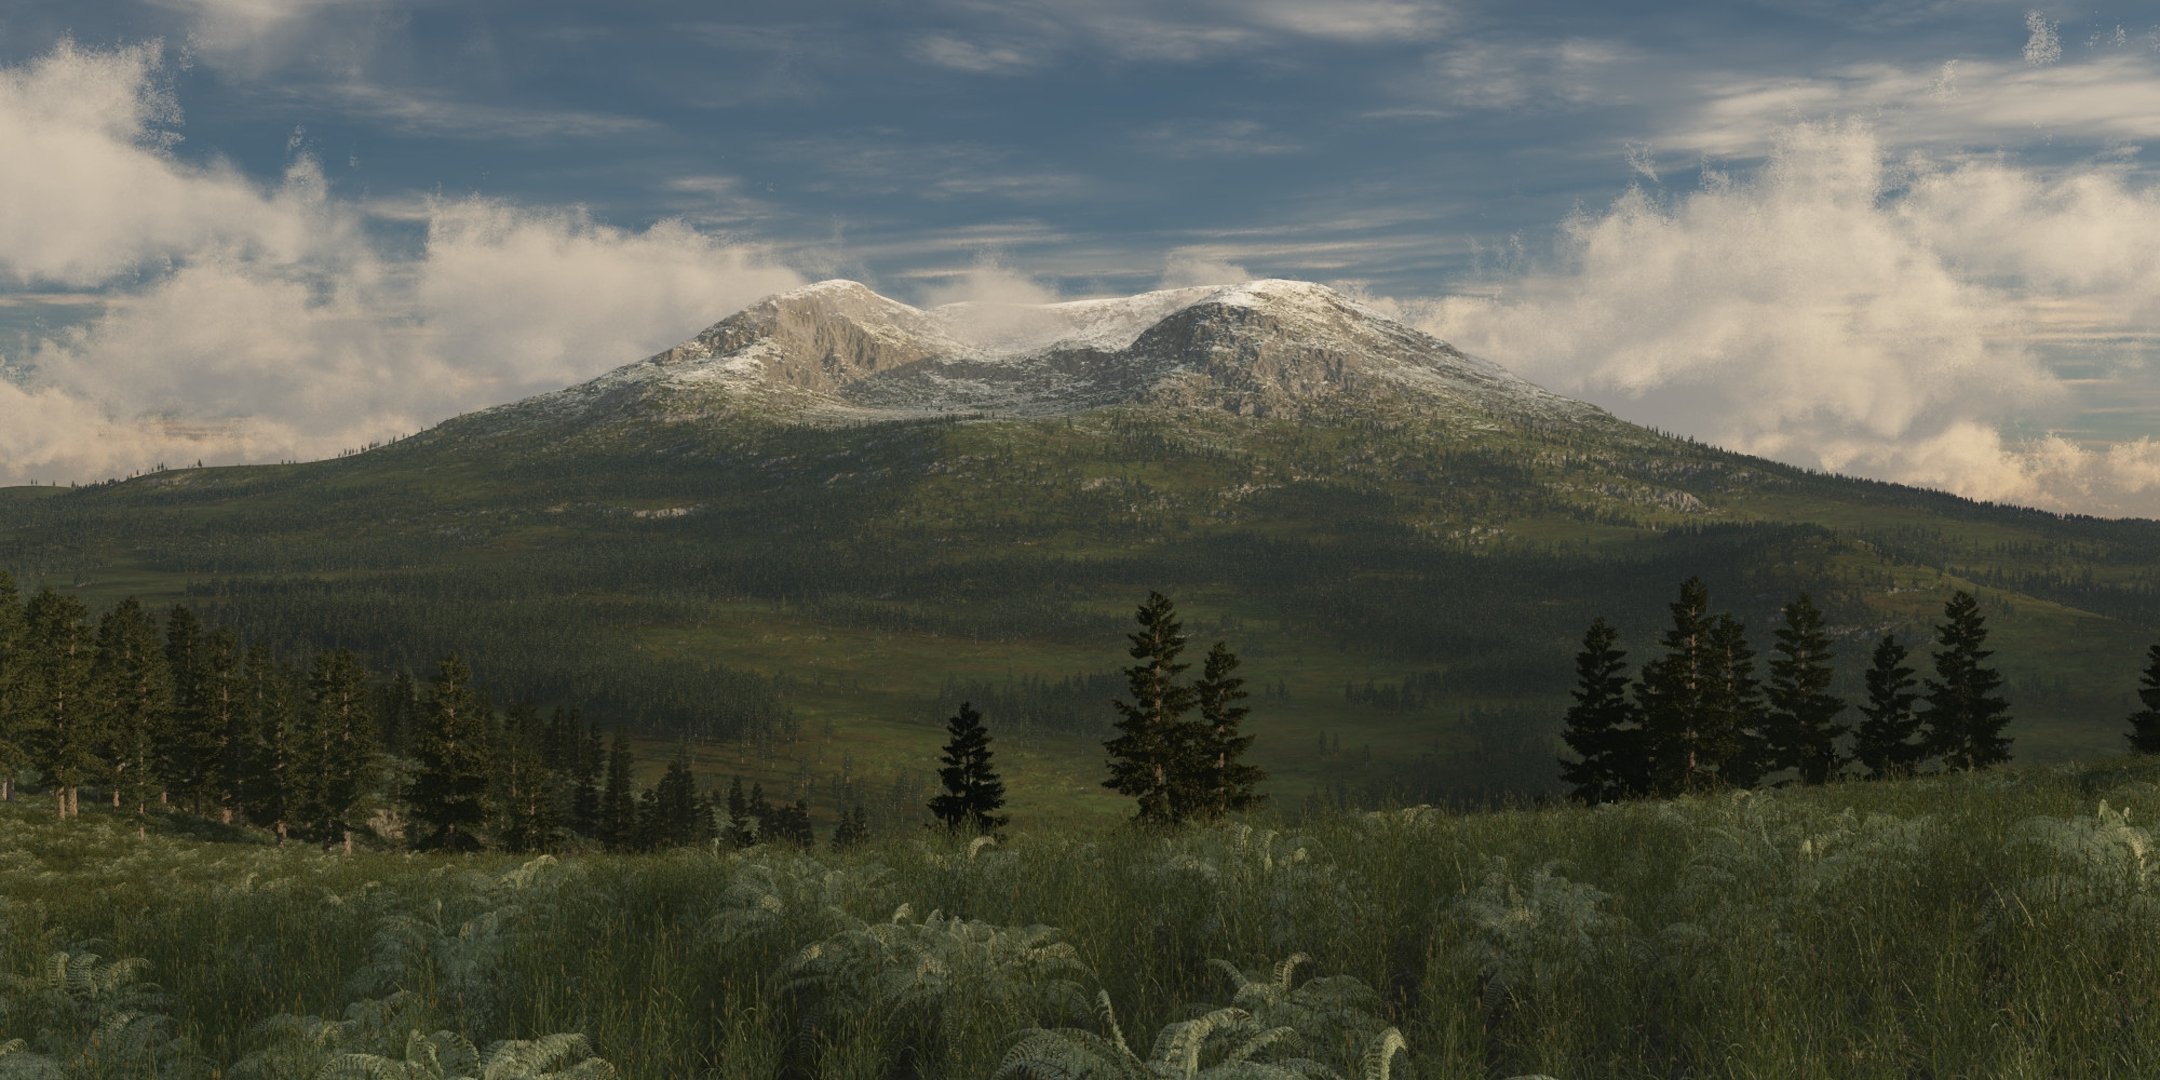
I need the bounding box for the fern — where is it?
[1453,857,1624,1014]
[781,908,1093,1031]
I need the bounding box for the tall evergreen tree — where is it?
[1558,618,1645,803]
[407,654,494,851]
[1181,642,1264,820]
[598,732,635,852]
[1763,594,1848,785]
[653,749,701,848]
[1920,592,2013,771]
[160,604,214,812]
[0,571,29,802]
[302,649,379,853]
[2130,644,2160,755]
[198,629,248,823]
[24,590,95,820]
[830,803,870,852]
[1853,634,1925,779]
[570,721,604,838]
[239,645,304,842]
[93,599,173,829]
[376,669,420,759]
[724,775,754,847]
[746,782,773,844]
[491,701,556,854]
[1103,591,1197,826]
[1634,578,1720,796]
[928,702,1008,835]
[1700,614,1766,788]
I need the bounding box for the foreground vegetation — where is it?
[8,758,2160,1078]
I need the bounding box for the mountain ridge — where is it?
[455,277,1606,434]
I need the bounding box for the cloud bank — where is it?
[1396,121,2160,518]
[0,41,801,485]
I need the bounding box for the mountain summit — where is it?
[485,278,1599,429]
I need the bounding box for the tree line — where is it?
[1558,579,2044,801]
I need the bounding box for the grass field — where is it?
[9,756,2160,1078]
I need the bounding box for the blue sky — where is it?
[4,1,2160,514]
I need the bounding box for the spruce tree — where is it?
[0,572,31,803]
[570,722,604,838]
[746,782,773,844]
[1103,591,1197,826]
[377,670,419,758]
[239,645,304,842]
[492,701,555,853]
[161,604,214,813]
[2129,644,2160,755]
[1181,642,1264,820]
[599,732,635,851]
[93,599,173,830]
[724,774,754,847]
[1633,578,1718,796]
[24,590,95,820]
[302,649,378,853]
[1853,634,1925,779]
[654,749,701,848]
[630,788,663,853]
[1700,614,1765,788]
[1558,618,1644,803]
[407,654,494,851]
[199,629,248,824]
[929,701,1008,835]
[1920,592,2013,771]
[1763,594,1847,785]
[831,803,869,852]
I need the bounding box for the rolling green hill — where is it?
[4,279,2156,822]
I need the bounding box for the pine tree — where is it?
[653,749,700,848]
[376,669,419,758]
[746,782,773,844]
[630,788,662,853]
[1103,591,1197,826]
[1763,594,1847,785]
[929,701,1009,835]
[0,572,31,802]
[1700,614,1765,788]
[92,599,173,831]
[160,604,215,813]
[492,701,555,854]
[599,732,635,851]
[1853,634,1924,779]
[24,590,95,820]
[768,797,814,849]
[199,629,248,824]
[239,645,304,842]
[302,649,378,853]
[1558,618,1645,803]
[1633,578,1719,796]
[407,654,494,851]
[2130,644,2160,755]
[724,774,754,847]
[1181,642,1264,820]
[570,722,603,838]
[830,803,869,852]
[1920,592,2013,771]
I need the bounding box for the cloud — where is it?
[1416,38,1633,113]
[917,0,1452,68]
[911,34,1042,75]
[1135,118,1299,158]
[0,41,801,485]
[148,0,397,79]
[2024,9,2062,65]
[1397,121,2160,517]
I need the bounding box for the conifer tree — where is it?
[1103,591,1197,826]
[0,571,29,802]
[199,629,248,823]
[302,649,378,853]
[492,701,555,854]
[599,732,635,851]
[1701,614,1766,788]
[1920,592,2013,771]
[654,749,701,848]
[1853,634,1925,779]
[24,590,95,820]
[1559,618,1645,803]
[1181,642,1264,820]
[746,782,773,844]
[2130,644,2160,755]
[767,797,814,849]
[1634,578,1719,796]
[830,803,869,852]
[1763,594,1847,785]
[630,788,662,853]
[724,774,754,847]
[239,644,304,842]
[93,599,173,830]
[376,669,419,758]
[160,604,213,812]
[407,654,494,851]
[570,722,604,838]
[929,701,1009,835]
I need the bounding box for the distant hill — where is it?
[4,279,2157,814]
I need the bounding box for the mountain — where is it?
[456,278,1597,430]
[4,279,2158,817]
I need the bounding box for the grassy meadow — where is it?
[9,757,2160,1078]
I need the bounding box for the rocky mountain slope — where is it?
[466,278,1602,431]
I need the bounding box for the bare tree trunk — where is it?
[343,828,354,857]
[67,787,79,819]
[221,805,233,825]
[55,788,64,821]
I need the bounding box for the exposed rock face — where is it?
[468,277,1603,430]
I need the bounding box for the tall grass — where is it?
[6,758,2160,1077]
